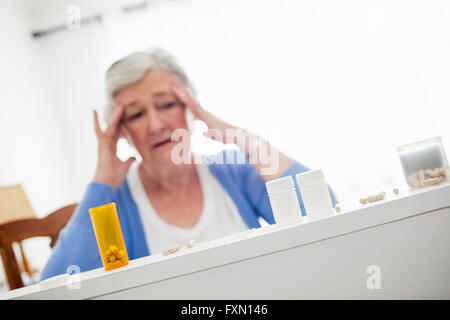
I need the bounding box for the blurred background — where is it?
[1,0,449,291]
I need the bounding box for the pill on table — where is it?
[367,192,385,203]
[334,205,341,213]
[187,239,196,248]
[393,188,399,195]
[163,244,181,255]
[360,198,368,204]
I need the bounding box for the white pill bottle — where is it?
[296,169,334,221]
[265,176,303,226]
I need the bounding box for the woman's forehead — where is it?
[115,69,174,101]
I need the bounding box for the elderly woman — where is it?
[41,49,337,280]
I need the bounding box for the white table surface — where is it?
[2,183,450,299]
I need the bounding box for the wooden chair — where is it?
[0,203,77,290]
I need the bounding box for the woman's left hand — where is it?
[171,81,236,143]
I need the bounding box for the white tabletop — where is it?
[2,183,450,299]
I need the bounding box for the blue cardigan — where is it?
[40,150,338,280]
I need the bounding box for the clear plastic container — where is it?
[397,136,449,190]
[89,202,129,271]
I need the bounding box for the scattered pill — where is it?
[334,205,341,213]
[393,188,399,195]
[187,239,196,248]
[360,191,385,205]
[367,191,385,203]
[163,244,181,256]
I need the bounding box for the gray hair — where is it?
[104,48,196,121]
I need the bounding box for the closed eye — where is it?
[157,102,176,110]
[128,110,145,121]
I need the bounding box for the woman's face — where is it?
[114,69,189,165]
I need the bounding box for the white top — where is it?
[127,161,248,254]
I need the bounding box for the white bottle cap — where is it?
[296,169,325,188]
[265,176,295,195]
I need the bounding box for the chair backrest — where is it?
[0,185,36,224]
[0,203,77,290]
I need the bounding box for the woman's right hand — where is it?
[92,104,136,189]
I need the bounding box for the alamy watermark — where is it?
[66,264,81,290]
[66,5,81,30]
[170,128,280,176]
[366,265,381,290]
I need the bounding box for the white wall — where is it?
[96,0,450,207]
[0,2,69,215]
[1,0,450,288]
[0,0,79,290]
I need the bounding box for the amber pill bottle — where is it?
[89,202,129,271]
